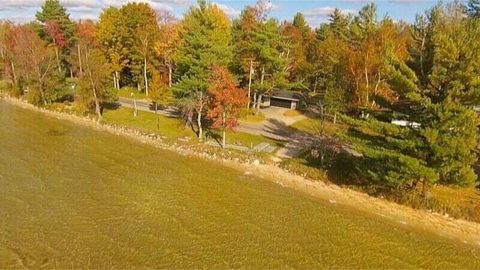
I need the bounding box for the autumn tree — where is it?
[174,0,233,141]
[75,21,114,119]
[45,21,66,72]
[233,2,290,112]
[207,65,248,148]
[96,7,128,90]
[70,20,96,77]
[36,0,75,74]
[154,11,179,88]
[120,3,160,95]
[149,71,169,114]
[341,2,480,189]
[0,21,17,87]
[12,24,58,105]
[281,13,315,88]
[77,49,113,119]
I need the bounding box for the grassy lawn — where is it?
[103,107,283,149]
[116,88,148,100]
[238,109,266,123]
[103,107,193,140]
[239,113,265,123]
[290,117,347,136]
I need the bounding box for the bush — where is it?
[0,80,22,97]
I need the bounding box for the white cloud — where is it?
[213,2,240,19]
[303,6,356,27]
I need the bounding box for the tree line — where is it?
[1,0,480,188]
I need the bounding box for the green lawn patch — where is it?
[290,118,346,136]
[116,88,148,100]
[102,107,283,149]
[103,107,193,140]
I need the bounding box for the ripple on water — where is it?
[0,100,479,269]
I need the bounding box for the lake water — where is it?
[0,100,478,268]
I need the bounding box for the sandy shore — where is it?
[3,96,480,248]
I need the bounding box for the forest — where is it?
[1,0,480,208]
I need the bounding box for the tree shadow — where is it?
[205,130,222,146]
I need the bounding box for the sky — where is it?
[0,0,457,28]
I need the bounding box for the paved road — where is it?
[117,97,179,117]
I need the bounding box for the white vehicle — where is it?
[391,119,421,128]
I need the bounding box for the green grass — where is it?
[116,88,148,100]
[239,113,266,123]
[290,117,346,136]
[103,107,192,140]
[102,107,283,149]
[238,109,266,123]
[225,130,284,149]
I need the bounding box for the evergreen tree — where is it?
[35,0,75,75]
[173,0,233,140]
[467,0,480,18]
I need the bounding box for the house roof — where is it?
[270,90,301,101]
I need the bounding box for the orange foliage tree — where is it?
[207,65,248,148]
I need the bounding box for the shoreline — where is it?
[3,96,480,248]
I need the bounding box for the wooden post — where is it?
[247,60,253,109]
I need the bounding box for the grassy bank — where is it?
[102,107,283,149]
[286,117,480,223]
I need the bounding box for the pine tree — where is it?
[35,0,75,75]
[173,0,233,140]
[467,0,480,18]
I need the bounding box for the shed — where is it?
[263,90,302,110]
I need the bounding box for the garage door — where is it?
[270,98,291,108]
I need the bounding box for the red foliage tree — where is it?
[45,20,66,72]
[207,65,248,148]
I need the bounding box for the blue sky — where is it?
[0,0,456,27]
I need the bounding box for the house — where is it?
[262,90,302,110]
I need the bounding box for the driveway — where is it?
[261,107,307,126]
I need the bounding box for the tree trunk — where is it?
[364,54,369,107]
[256,93,263,114]
[197,92,203,141]
[222,111,226,148]
[77,44,83,76]
[333,112,337,124]
[222,130,226,148]
[10,61,17,85]
[115,71,120,89]
[40,84,47,106]
[92,87,102,120]
[420,32,426,84]
[185,113,193,129]
[113,73,117,89]
[144,57,149,96]
[168,64,172,87]
[247,60,253,109]
[260,67,265,85]
[155,102,159,130]
[54,46,61,73]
